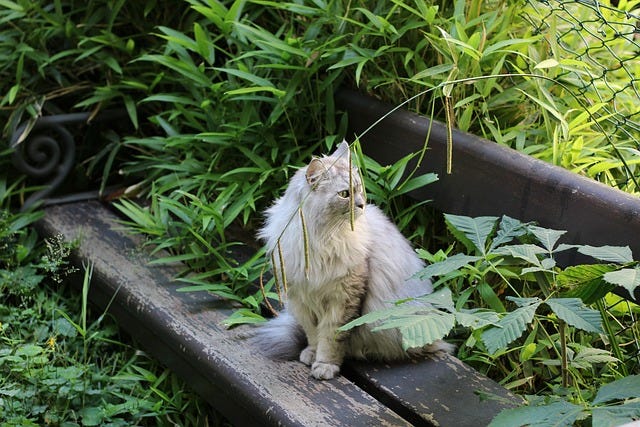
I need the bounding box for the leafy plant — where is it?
[489,374,640,427]
[340,213,640,421]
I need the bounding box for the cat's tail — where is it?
[250,310,306,360]
[407,339,456,358]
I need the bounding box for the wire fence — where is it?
[523,0,640,374]
[522,0,640,190]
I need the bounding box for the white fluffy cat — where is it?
[253,141,453,380]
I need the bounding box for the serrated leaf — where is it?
[506,296,542,308]
[576,245,634,263]
[455,309,500,329]
[373,310,455,349]
[528,225,566,252]
[572,348,618,367]
[415,287,455,312]
[495,244,546,265]
[545,298,602,333]
[489,215,529,251]
[482,301,541,354]
[558,264,617,304]
[415,253,481,279]
[338,305,418,332]
[593,375,640,404]
[444,214,498,255]
[592,400,640,427]
[603,268,640,298]
[488,401,584,427]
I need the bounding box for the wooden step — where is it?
[37,200,520,426]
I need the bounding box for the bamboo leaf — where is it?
[545,298,603,333]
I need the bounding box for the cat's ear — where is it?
[306,157,326,187]
[330,140,350,159]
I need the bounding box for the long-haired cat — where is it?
[253,141,453,380]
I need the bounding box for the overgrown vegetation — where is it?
[0,195,220,425]
[340,214,640,425]
[2,0,639,425]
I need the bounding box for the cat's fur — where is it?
[253,141,453,380]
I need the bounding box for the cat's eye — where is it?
[337,190,350,199]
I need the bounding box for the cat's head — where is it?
[303,141,366,220]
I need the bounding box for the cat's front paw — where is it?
[299,346,316,366]
[311,362,340,380]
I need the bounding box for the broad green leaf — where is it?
[558,264,617,303]
[506,296,542,308]
[592,401,640,427]
[415,253,481,279]
[455,309,500,329]
[338,305,418,332]
[489,216,529,251]
[444,214,498,255]
[571,348,618,368]
[482,301,541,354]
[495,244,546,266]
[545,298,602,333]
[603,268,640,298]
[593,375,640,404]
[15,344,44,357]
[488,401,584,427]
[528,225,566,252]
[416,287,455,312]
[576,245,634,263]
[373,310,455,349]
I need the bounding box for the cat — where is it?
[252,141,453,380]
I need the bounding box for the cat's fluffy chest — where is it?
[280,209,372,288]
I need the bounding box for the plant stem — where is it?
[596,298,629,376]
[559,319,569,388]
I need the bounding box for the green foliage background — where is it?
[1,0,639,425]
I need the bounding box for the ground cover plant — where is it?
[0,192,221,425]
[2,0,639,426]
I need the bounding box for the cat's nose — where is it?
[355,194,365,209]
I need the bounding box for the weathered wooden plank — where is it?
[37,201,411,427]
[337,89,640,280]
[345,355,520,427]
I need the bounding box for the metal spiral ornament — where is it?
[11,114,82,211]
